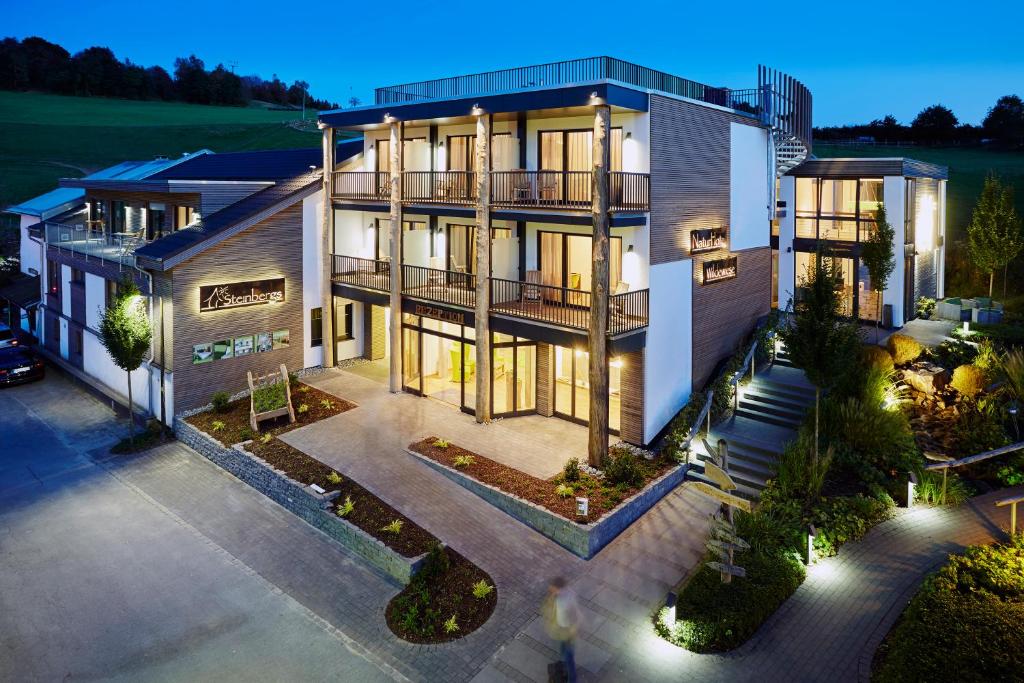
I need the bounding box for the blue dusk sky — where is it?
[3,0,1021,126]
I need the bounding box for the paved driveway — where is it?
[0,374,397,682]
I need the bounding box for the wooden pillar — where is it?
[588,104,611,467]
[320,124,336,368]
[474,112,492,422]
[388,120,404,392]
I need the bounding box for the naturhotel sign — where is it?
[702,257,738,285]
[199,278,285,312]
[690,228,727,254]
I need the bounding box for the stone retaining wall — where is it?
[407,449,690,559]
[176,419,426,584]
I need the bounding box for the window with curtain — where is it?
[539,231,622,293]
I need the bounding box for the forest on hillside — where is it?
[0,36,348,111]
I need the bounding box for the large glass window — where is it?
[310,307,323,347]
[795,177,884,242]
[492,334,536,417]
[539,129,623,203]
[538,231,623,294]
[553,346,621,433]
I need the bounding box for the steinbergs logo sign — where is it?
[199,278,285,312]
[690,228,727,254]
[702,257,738,285]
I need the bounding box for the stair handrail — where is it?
[731,332,773,411]
[679,389,714,464]
[923,440,1024,506]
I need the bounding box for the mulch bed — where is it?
[385,546,497,644]
[410,437,674,523]
[245,437,435,558]
[186,381,354,447]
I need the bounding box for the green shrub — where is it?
[874,538,1024,683]
[472,580,494,599]
[775,434,833,503]
[562,457,581,482]
[915,470,972,506]
[211,391,231,413]
[319,398,334,410]
[327,471,342,485]
[288,371,299,387]
[452,455,475,468]
[238,427,254,441]
[336,495,355,517]
[819,396,918,477]
[555,483,574,498]
[861,345,895,373]
[810,494,893,557]
[930,339,977,369]
[211,420,226,432]
[260,432,273,444]
[251,382,288,413]
[433,438,450,449]
[382,519,403,535]
[950,364,987,397]
[603,449,644,487]
[974,338,999,375]
[659,543,805,652]
[887,333,923,365]
[443,615,459,634]
[916,296,936,319]
[297,403,309,414]
[953,397,1009,456]
[954,322,1024,349]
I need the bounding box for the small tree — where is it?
[98,277,152,443]
[861,205,896,339]
[967,174,1023,297]
[780,248,861,465]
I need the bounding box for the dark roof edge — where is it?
[789,157,948,180]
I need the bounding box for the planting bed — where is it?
[410,437,674,522]
[186,382,354,446]
[385,546,497,644]
[245,437,435,557]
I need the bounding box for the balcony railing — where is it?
[332,170,649,211]
[402,264,477,308]
[402,171,477,205]
[490,278,649,334]
[331,255,391,292]
[332,171,391,201]
[44,222,141,267]
[375,56,736,109]
[491,171,649,211]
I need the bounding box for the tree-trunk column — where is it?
[588,104,611,467]
[474,112,492,422]
[320,124,336,368]
[388,120,404,393]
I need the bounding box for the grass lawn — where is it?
[0,91,323,208]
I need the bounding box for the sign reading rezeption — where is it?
[199,278,285,312]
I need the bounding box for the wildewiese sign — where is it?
[199,278,285,312]
[690,228,727,254]
[702,257,737,285]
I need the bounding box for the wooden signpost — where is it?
[702,461,737,491]
[707,561,746,578]
[688,481,753,513]
[689,438,753,584]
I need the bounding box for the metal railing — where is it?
[402,171,477,204]
[375,56,735,108]
[331,255,391,292]
[402,264,477,308]
[490,171,649,211]
[489,278,649,332]
[44,222,141,267]
[331,171,391,200]
[679,389,715,465]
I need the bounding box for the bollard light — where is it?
[663,591,678,628]
[907,472,918,508]
[806,524,816,565]
[963,321,970,335]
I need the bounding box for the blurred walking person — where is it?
[544,576,581,683]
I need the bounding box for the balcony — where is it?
[45,222,142,267]
[331,170,649,212]
[490,278,648,335]
[331,255,391,292]
[402,264,477,307]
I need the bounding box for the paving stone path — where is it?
[475,487,1020,682]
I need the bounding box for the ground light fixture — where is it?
[663,591,678,628]
[963,321,970,335]
[907,471,918,508]
[806,524,816,565]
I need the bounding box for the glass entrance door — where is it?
[552,346,620,433]
[401,314,475,413]
[492,333,536,417]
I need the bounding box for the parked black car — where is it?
[0,346,44,386]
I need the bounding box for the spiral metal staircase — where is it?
[757,65,813,178]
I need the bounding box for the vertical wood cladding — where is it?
[536,342,554,417]
[618,348,644,445]
[648,95,760,265]
[169,204,305,413]
[363,304,386,360]
[691,247,771,389]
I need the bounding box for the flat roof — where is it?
[788,157,948,180]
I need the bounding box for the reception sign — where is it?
[690,228,727,254]
[702,257,738,285]
[199,278,285,313]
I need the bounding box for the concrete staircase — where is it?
[688,352,815,499]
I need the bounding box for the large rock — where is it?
[902,363,950,395]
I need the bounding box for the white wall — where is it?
[18,215,43,277]
[83,333,151,411]
[303,191,325,369]
[729,122,771,252]
[334,209,384,259]
[883,176,907,327]
[84,273,105,329]
[644,259,693,442]
[334,299,364,361]
[777,175,796,310]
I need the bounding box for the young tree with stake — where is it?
[98,277,152,444]
[780,248,861,466]
[967,174,1023,298]
[861,205,896,340]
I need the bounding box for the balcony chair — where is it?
[427,256,446,287]
[521,270,542,308]
[609,281,631,322]
[538,172,559,204]
[511,169,532,203]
